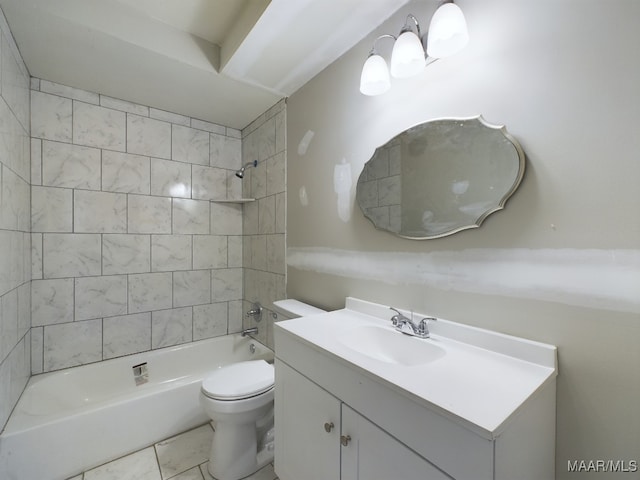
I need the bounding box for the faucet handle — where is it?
[418,317,437,336]
[389,307,404,326]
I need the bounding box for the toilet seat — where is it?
[202,360,274,401]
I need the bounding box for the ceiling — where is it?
[0,0,409,129]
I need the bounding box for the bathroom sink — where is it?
[338,325,446,366]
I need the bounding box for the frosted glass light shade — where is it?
[360,54,391,96]
[390,30,426,78]
[426,3,469,58]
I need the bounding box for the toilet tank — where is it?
[271,299,326,320]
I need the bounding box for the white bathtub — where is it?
[0,334,273,480]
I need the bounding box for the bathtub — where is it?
[0,334,273,480]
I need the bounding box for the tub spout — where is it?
[241,327,258,337]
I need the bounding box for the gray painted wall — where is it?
[286,0,640,477]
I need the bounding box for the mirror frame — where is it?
[357,115,526,240]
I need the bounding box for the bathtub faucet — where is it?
[241,327,258,337]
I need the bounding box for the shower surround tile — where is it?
[193,235,227,269]
[74,275,127,321]
[212,268,242,302]
[258,196,275,234]
[228,236,243,268]
[275,192,285,233]
[31,138,42,185]
[31,233,43,279]
[210,202,242,235]
[173,270,211,307]
[28,78,284,375]
[172,125,209,165]
[150,108,190,127]
[102,150,151,194]
[31,91,72,141]
[73,190,127,233]
[1,289,18,362]
[42,233,101,278]
[191,118,225,135]
[151,158,192,198]
[100,95,149,116]
[192,165,227,201]
[151,235,192,272]
[242,100,288,350]
[127,114,171,159]
[128,195,172,234]
[103,234,151,275]
[31,278,74,326]
[266,152,286,196]
[72,101,126,151]
[128,272,173,314]
[210,132,241,170]
[31,327,43,374]
[151,307,192,348]
[0,99,30,182]
[193,302,228,340]
[31,186,73,232]
[1,166,30,231]
[103,312,151,359]
[173,199,210,234]
[43,319,102,371]
[0,15,30,431]
[40,79,99,104]
[2,39,30,131]
[42,140,101,189]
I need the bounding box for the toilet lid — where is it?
[202,360,274,400]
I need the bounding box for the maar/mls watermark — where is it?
[568,460,638,473]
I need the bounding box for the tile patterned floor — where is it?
[66,424,278,480]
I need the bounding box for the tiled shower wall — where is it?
[30,78,248,374]
[241,101,286,350]
[0,12,31,429]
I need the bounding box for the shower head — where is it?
[235,160,258,179]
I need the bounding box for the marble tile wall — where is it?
[241,100,287,349]
[30,78,246,373]
[0,8,32,430]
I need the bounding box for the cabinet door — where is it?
[275,361,341,480]
[341,405,453,480]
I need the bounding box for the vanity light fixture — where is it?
[359,1,468,96]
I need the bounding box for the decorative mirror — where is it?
[356,116,525,239]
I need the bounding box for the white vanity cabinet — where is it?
[274,298,557,480]
[275,361,450,480]
[275,360,340,480]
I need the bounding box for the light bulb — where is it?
[390,30,426,78]
[426,3,469,58]
[359,54,391,96]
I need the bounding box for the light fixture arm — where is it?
[400,14,422,39]
[368,34,396,56]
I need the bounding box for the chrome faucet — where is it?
[241,327,258,337]
[389,307,437,339]
[246,302,263,322]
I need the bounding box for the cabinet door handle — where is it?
[340,434,351,446]
[324,422,334,433]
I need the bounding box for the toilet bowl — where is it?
[200,360,275,480]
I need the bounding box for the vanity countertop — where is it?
[275,297,557,438]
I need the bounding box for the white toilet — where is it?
[200,360,275,480]
[200,299,325,480]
